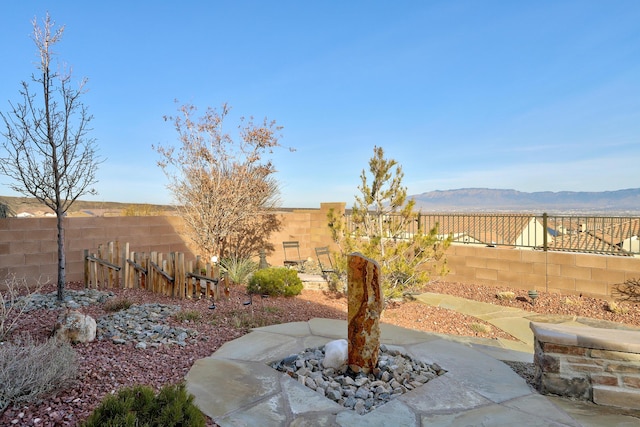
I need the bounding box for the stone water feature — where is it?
[347,252,384,374]
[271,253,445,414]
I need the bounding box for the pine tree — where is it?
[328,146,451,298]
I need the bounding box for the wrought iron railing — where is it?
[344,213,640,256]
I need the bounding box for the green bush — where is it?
[81,382,205,427]
[247,267,303,297]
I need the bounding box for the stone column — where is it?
[347,252,383,374]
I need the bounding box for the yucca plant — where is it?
[220,257,258,285]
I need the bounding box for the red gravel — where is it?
[1,280,639,426]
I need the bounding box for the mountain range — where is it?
[410,188,640,214]
[3,188,640,216]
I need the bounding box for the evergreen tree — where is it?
[328,146,450,298]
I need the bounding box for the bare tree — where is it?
[155,102,288,261]
[0,14,101,301]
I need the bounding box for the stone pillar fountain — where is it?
[347,252,383,374]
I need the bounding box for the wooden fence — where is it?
[83,241,223,300]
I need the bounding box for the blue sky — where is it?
[1,1,639,208]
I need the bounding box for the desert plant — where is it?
[606,300,629,315]
[247,267,303,297]
[263,306,282,314]
[612,278,640,302]
[495,291,515,301]
[0,334,77,414]
[174,309,202,323]
[0,274,43,341]
[81,382,205,427]
[102,298,133,312]
[227,309,274,330]
[469,322,493,334]
[564,296,582,306]
[220,257,258,285]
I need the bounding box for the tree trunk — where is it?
[56,212,66,301]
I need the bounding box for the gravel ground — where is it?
[2,280,639,426]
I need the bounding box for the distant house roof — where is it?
[351,213,639,255]
[423,215,542,246]
[546,217,639,255]
[599,218,640,245]
[549,231,631,255]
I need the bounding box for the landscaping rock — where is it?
[53,310,97,343]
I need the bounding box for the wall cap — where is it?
[530,321,640,354]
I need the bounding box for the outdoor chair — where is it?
[315,246,336,282]
[282,241,305,270]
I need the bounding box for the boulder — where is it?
[53,309,97,343]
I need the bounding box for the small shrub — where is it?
[0,334,78,413]
[263,306,282,314]
[495,291,515,301]
[606,300,629,315]
[220,257,258,285]
[469,322,492,334]
[103,298,133,312]
[1,274,44,341]
[174,309,202,323]
[564,296,582,306]
[228,310,272,330]
[247,267,303,297]
[81,382,205,427]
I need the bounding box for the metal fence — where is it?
[345,213,640,256]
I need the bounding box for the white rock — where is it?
[323,339,348,369]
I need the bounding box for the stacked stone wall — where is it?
[531,322,640,410]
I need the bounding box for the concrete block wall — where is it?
[1,216,194,284]
[445,244,640,297]
[2,203,639,298]
[266,202,344,267]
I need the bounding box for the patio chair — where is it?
[315,246,336,281]
[282,241,305,270]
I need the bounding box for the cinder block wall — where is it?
[0,202,345,284]
[445,244,640,297]
[0,216,194,283]
[266,202,345,266]
[2,203,639,298]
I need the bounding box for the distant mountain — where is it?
[410,188,640,214]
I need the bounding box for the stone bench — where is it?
[530,321,640,411]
